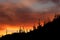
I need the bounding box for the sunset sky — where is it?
[0,0,60,37]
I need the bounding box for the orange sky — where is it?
[0,0,60,37]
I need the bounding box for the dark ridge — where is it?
[0,15,60,40]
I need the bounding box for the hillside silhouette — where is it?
[0,15,60,40]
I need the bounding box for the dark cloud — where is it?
[52,0,60,3]
[15,7,32,13]
[0,3,59,24]
[37,0,60,5]
[0,11,13,23]
[0,0,59,30]
[0,4,35,25]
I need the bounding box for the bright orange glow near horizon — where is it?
[0,24,35,37]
